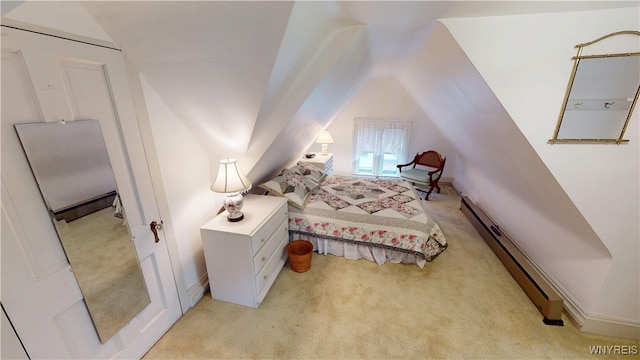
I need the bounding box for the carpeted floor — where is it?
[143,184,638,359]
[56,207,150,342]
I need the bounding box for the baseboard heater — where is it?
[460,196,564,326]
[53,191,117,222]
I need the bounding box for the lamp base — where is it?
[223,192,245,222]
[321,143,328,155]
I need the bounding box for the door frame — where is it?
[1,16,191,333]
[122,55,192,313]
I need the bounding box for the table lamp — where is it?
[315,130,334,155]
[210,158,252,222]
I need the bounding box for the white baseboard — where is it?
[508,236,640,340]
[440,176,453,184]
[544,283,638,340]
[579,314,640,340]
[452,177,639,340]
[488,213,640,340]
[451,178,467,197]
[565,296,640,340]
[187,273,210,307]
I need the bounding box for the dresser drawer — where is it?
[253,218,288,273]
[251,201,287,254]
[325,157,333,168]
[324,159,333,175]
[255,236,288,297]
[201,195,288,308]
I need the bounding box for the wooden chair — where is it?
[396,151,446,200]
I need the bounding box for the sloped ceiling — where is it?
[4,1,634,176]
[398,20,613,310]
[54,1,639,166]
[77,1,294,155]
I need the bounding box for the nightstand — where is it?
[300,152,333,176]
[200,195,289,308]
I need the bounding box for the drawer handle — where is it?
[261,238,265,243]
[263,274,268,280]
[262,256,266,263]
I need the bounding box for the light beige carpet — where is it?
[144,184,638,359]
[56,207,149,342]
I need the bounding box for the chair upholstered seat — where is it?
[397,150,446,200]
[399,168,433,185]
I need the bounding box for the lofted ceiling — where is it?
[2,1,636,172]
[5,1,633,157]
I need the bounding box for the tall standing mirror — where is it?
[550,31,640,144]
[14,120,151,343]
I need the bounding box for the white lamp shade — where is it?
[315,130,334,144]
[210,158,252,194]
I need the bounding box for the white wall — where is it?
[139,76,217,305]
[401,23,613,319]
[247,1,356,163]
[2,1,112,42]
[311,76,457,177]
[247,25,371,183]
[440,8,639,336]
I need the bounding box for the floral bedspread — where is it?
[288,176,447,262]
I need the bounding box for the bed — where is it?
[260,162,447,267]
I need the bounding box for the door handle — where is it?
[150,221,162,243]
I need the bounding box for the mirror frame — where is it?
[550,30,640,144]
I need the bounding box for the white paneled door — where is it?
[1,26,181,358]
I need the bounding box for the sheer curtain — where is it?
[353,118,412,176]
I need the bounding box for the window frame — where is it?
[353,118,412,177]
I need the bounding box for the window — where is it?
[353,118,412,176]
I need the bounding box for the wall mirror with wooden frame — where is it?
[550,31,640,144]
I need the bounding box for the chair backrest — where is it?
[413,151,445,171]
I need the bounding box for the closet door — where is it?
[1,26,181,359]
